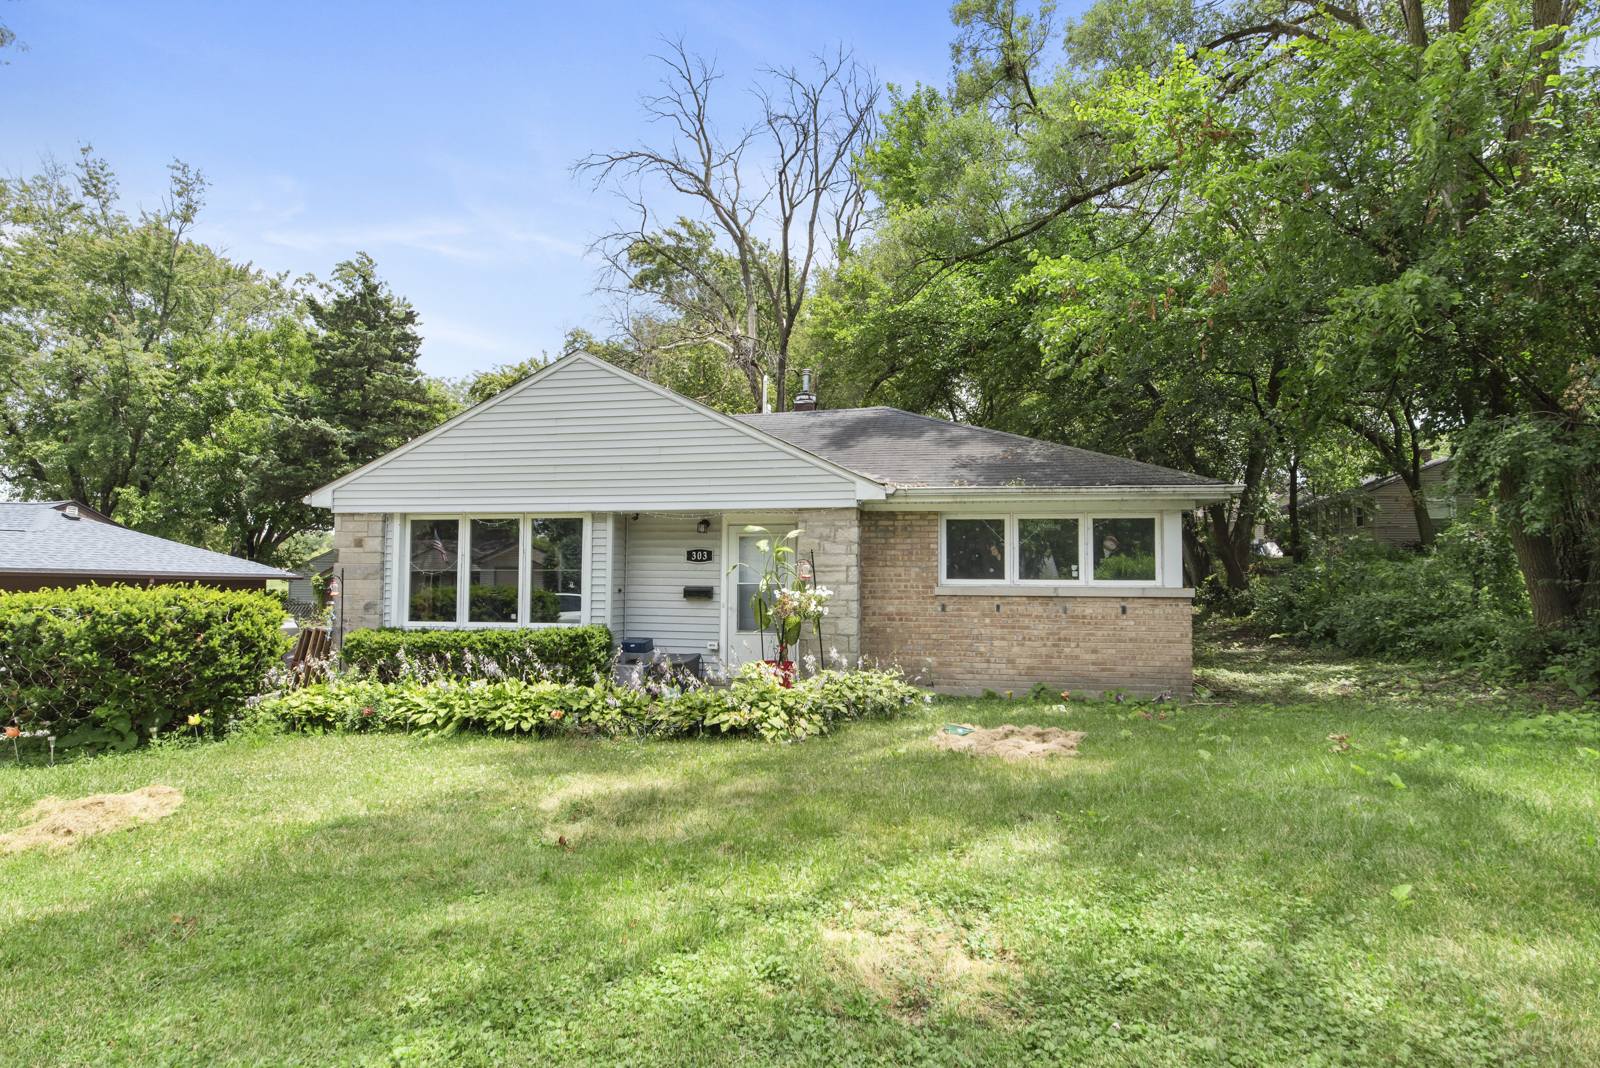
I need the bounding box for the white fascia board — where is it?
[865,485,1241,510]
[303,351,887,509]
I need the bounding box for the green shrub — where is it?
[249,678,408,733]
[256,663,927,743]
[0,584,288,752]
[404,587,561,624]
[339,625,613,684]
[1250,508,1528,660]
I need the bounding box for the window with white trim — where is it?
[406,514,585,626]
[940,514,1161,585]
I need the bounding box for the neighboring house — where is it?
[286,547,339,604]
[1307,456,1471,545]
[304,352,1238,695]
[0,501,292,592]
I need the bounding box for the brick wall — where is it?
[332,512,386,641]
[796,508,861,668]
[860,511,1192,696]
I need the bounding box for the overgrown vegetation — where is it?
[4,636,1599,1065]
[0,585,287,753]
[1247,505,1600,695]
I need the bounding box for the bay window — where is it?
[940,513,1164,586]
[406,514,586,627]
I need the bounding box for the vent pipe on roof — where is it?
[793,369,817,412]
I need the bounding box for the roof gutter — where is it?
[881,484,1242,503]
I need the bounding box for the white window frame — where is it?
[938,512,1166,588]
[939,515,1013,585]
[399,512,591,630]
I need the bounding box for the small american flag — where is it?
[431,529,448,561]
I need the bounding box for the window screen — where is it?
[468,518,520,623]
[1019,518,1080,580]
[1092,518,1157,581]
[409,519,459,622]
[945,518,1007,581]
[529,517,583,623]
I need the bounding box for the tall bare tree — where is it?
[576,39,879,411]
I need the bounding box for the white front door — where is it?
[723,520,795,668]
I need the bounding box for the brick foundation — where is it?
[332,512,386,641]
[860,511,1192,696]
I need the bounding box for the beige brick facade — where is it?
[860,511,1192,696]
[795,507,861,668]
[332,512,386,641]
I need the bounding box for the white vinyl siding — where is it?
[618,513,722,655]
[381,514,397,626]
[588,513,609,628]
[325,358,866,513]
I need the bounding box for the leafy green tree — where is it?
[831,0,1597,613]
[0,151,295,535]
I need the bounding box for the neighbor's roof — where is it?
[1359,455,1452,492]
[734,408,1229,491]
[0,501,292,581]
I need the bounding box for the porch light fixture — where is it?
[696,518,711,534]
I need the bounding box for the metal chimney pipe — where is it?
[793,368,817,412]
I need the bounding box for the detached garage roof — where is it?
[0,501,291,582]
[735,408,1228,490]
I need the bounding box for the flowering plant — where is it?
[731,526,834,662]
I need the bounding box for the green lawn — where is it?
[3,630,1599,1067]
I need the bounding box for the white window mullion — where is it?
[518,515,532,628]
[457,514,471,626]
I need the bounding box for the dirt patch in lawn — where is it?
[1,785,183,854]
[821,907,1017,1023]
[934,725,1085,760]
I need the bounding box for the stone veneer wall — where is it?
[332,512,387,641]
[860,511,1192,696]
[794,507,861,669]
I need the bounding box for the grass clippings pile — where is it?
[934,723,1085,759]
[0,784,182,853]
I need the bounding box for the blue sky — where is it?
[0,1,1000,378]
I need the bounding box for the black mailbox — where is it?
[682,586,714,600]
[620,637,654,654]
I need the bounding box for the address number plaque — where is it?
[686,548,714,563]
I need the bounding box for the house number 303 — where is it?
[686,549,713,563]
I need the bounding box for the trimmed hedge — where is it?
[339,625,614,684]
[0,584,289,752]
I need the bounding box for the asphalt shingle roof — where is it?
[0,502,291,580]
[734,407,1228,490]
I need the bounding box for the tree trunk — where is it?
[1288,454,1303,563]
[1403,482,1438,547]
[1501,472,1575,627]
[1447,0,1474,33]
[1400,0,1429,47]
[1207,503,1252,592]
[1182,511,1213,588]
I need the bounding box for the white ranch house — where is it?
[307,353,1238,694]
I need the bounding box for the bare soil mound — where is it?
[0,785,183,854]
[934,724,1085,760]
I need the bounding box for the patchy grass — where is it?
[2,646,1598,1066]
